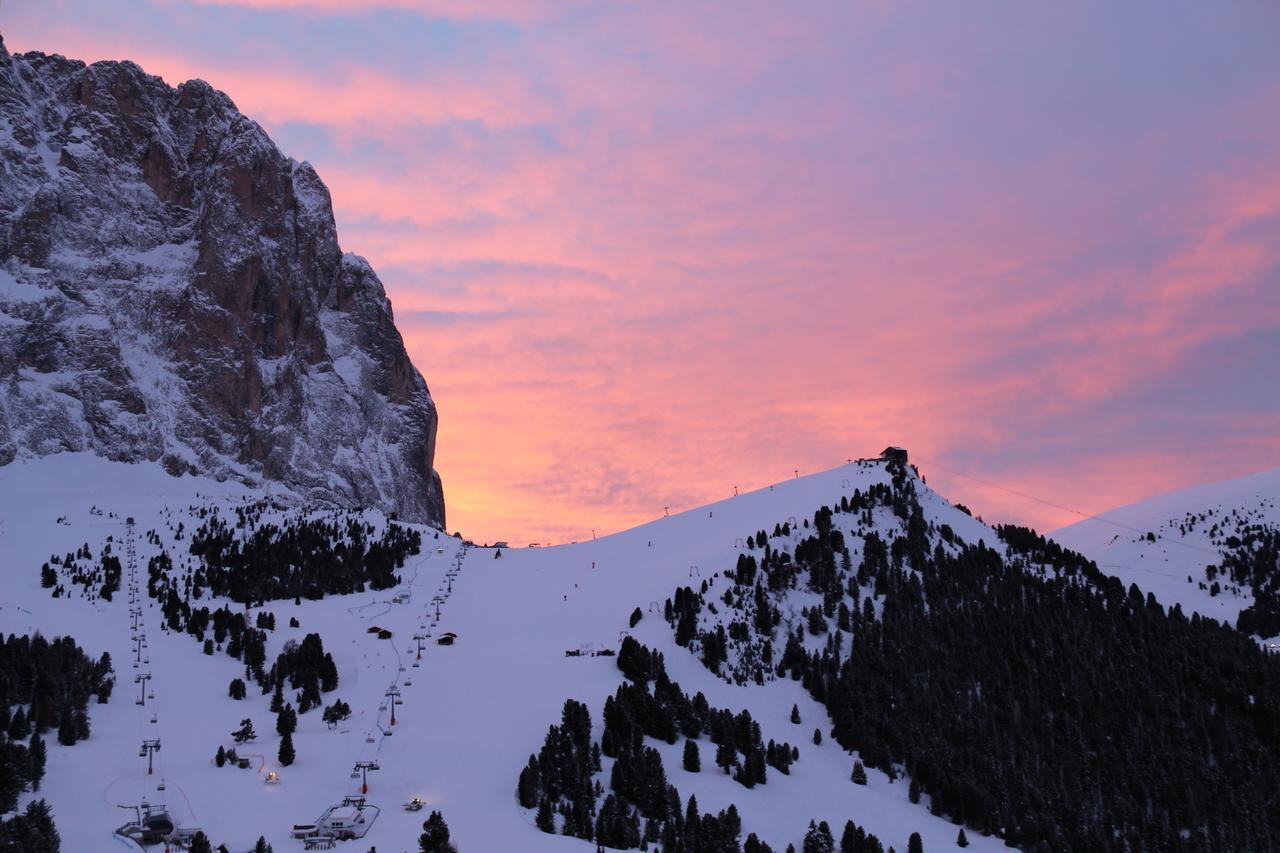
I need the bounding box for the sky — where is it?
[5,1,1279,544]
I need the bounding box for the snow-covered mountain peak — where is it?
[0,40,444,526]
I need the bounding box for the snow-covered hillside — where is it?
[1,453,1006,852]
[1052,466,1280,637]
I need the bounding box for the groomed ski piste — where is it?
[2,452,1020,852]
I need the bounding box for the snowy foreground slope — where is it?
[1052,466,1280,637]
[0,453,1008,852]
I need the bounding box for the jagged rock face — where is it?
[0,37,444,526]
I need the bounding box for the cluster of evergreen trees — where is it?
[518,639,801,851]
[186,511,421,603]
[39,544,121,602]
[266,633,339,714]
[0,799,59,852]
[1217,527,1280,636]
[668,461,1280,851]
[0,634,111,813]
[147,548,341,710]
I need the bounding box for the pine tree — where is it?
[276,703,297,737]
[254,837,273,853]
[270,679,284,713]
[278,730,295,766]
[716,740,737,773]
[232,718,256,744]
[683,738,701,772]
[536,797,555,833]
[29,732,46,791]
[908,831,923,853]
[803,820,835,853]
[813,728,822,745]
[228,678,246,700]
[419,810,458,853]
[791,704,801,724]
[215,745,227,768]
[518,756,541,808]
[189,831,213,853]
[8,707,28,740]
[956,828,969,848]
[56,709,76,746]
[851,760,867,785]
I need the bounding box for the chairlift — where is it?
[365,735,375,744]
[379,703,387,711]
[156,780,166,792]
[404,678,413,685]
[394,698,403,705]
[150,714,157,724]
[350,770,360,779]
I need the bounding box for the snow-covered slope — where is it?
[0,38,444,526]
[1052,466,1280,635]
[1,453,1003,852]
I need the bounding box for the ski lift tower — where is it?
[431,595,445,622]
[353,760,379,795]
[412,633,428,661]
[135,672,152,707]
[385,687,402,726]
[139,738,161,775]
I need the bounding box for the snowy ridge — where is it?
[1052,466,1280,636]
[0,454,1005,852]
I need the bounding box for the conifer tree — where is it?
[791,704,801,724]
[956,828,969,848]
[278,730,295,766]
[908,831,923,853]
[419,810,458,853]
[683,738,701,772]
[716,740,737,774]
[232,718,256,744]
[28,732,46,790]
[517,756,541,808]
[189,831,213,853]
[851,760,867,785]
[536,797,555,833]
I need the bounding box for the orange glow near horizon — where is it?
[5,3,1279,544]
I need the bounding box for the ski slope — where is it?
[2,453,1006,851]
[1052,466,1280,636]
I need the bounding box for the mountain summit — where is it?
[0,36,444,525]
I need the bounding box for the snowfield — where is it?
[3,453,1010,852]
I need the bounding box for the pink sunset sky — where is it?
[5,1,1279,544]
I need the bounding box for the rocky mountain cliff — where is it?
[0,36,444,526]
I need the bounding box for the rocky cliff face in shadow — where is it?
[0,36,444,526]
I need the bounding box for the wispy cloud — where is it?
[7,0,1279,542]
